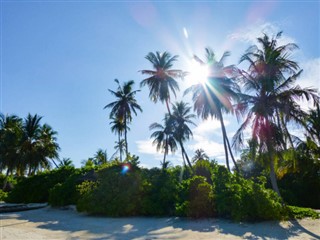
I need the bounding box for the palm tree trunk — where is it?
[218,110,230,172]
[269,153,282,199]
[224,127,239,172]
[179,141,193,170]
[118,132,122,162]
[165,99,171,115]
[124,115,128,159]
[51,159,58,168]
[2,168,10,190]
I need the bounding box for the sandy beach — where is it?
[0,207,319,240]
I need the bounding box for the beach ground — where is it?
[1,206,319,240]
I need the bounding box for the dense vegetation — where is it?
[1,31,319,221]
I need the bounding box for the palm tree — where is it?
[305,103,320,145]
[149,115,178,168]
[21,114,60,175]
[192,149,209,163]
[233,32,319,197]
[0,114,23,188]
[140,51,186,115]
[170,101,196,169]
[104,79,142,157]
[94,149,108,165]
[109,116,127,146]
[38,124,60,169]
[185,48,240,172]
[58,158,74,168]
[113,139,126,162]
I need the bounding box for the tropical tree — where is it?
[21,114,60,175]
[170,101,196,169]
[305,103,320,145]
[150,115,178,168]
[109,116,127,146]
[58,158,74,168]
[140,51,186,114]
[0,114,23,188]
[112,139,126,162]
[185,48,240,172]
[232,32,319,197]
[93,149,108,165]
[104,79,142,157]
[192,149,209,163]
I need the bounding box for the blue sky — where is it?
[1,1,319,168]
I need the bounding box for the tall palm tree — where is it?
[192,149,209,163]
[233,32,319,197]
[105,79,142,157]
[21,114,60,175]
[150,115,178,168]
[0,114,23,188]
[185,48,240,172]
[170,101,196,169]
[140,51,186,115]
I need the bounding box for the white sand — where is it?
[1,207,319,240]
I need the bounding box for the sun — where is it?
[188,59,209,85]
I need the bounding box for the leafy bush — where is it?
[176,176,214,218]
[6,166,79,203]
[213,166,283,221]
[286,206,319,219]
[140,168,178,216]
[0,189,8,201]
[76,164,143,216]
[49,169,83,207]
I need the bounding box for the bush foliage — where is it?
[4,159,318,221]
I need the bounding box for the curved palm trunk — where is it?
[218,109,230,172]
[165,99,172,115]
[52,159,58,168]
[179,141,193,170]
[223,126,239,172]
[268,151,282,199]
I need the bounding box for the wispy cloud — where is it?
[297,58,320,110]
[136,139,161,156]
[136,139,183,166]
[229,21,296,46]
[193,118,228,136]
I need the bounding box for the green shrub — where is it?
[140,168,178,216]
[176,176,214,218]
[213,166,283,221]
[0,189,8,201]
[49,170,82,207]
[286,206,319,219]
[6,166,79,203]
[194,160,213,184]
[76,180,98,212]
[76,164,143,216]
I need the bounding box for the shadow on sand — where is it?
[1,207,319,239]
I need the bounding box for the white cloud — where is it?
[300,58,320,89]
[136,139,161,156]
[297,58,320,110]
[136,139,183,165]
[229,21,296,46]
[193,118,228,137]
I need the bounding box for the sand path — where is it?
[1,207,319,239]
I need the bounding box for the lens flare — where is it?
[188,59,209,84]
[121,164,130,175]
